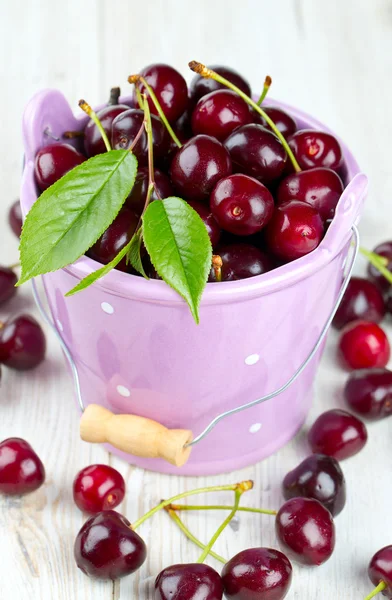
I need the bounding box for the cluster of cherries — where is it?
[32,62,347,281]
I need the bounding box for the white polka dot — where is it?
[56,320,63,332]
[249,423,262,433]
[116,385,131,397]
[101,302,114,314]
[245,354,259,365]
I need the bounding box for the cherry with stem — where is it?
[256,75,272,105]
[78,100,112,152]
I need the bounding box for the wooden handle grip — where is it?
[80,404,193,467]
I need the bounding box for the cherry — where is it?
[125,167,173,215]
[174,106,194,140]
[344,368,392,420]
[169,134,232,201]
[221,547,293,600]
[74,510,146,580]
[0,438,45,495]
[112,108,168,165]
[253,106,297,138]
[73,464,126,515]
[308,409,367,460]
[0,267,17,305]
[154,563,223,600]
[210,174,274,236]
[333,277,386,329]
[282,454,346,516]
[187,201,221,248]
[224,124,287,183]
[276,167,344,222]
[288,129,343,172]
[275,497,335,566]
[8,200,23,238]
[338,320,390,370]
[0,314,46,370]
[84,95,129,156]
[191,90,251,141]
[134,63,189,123]
[88,208,139,271]
[368,546,392,599]
[190,64,251,102]
[34,143,86,191]
[265,200,324,261]
[367,241,392,293]
[209,243,272,281]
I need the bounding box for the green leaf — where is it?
[127,230,149,278]
[18,150,138,285]
[142,197,212,323]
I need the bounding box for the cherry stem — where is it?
[78,100,111,152]
[360,247,392,285]
[128,74,182,148]
[132,480,253,530]
[8,262,20,270]
[164,506,227,564]
[109,86,121,106]
[212,255,223,282]
[256,75,272,106]
[135,86,145,110]
[188,61,301,172]
[168,503,277,516]
[364,581,387,600]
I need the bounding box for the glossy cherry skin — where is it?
[333,277,386,329]
[0,314,46,370]
[288,129,343,171]
[0,267,17,305]
[191,90,251,141]
[112,109,168,165]
[0,438,45,495]
[125,167,173,215]
[209,243,272,282]
[253,106,297,138]
[134,63,188,123]
[338,320,390,370]
[344,368,392,420]
[275,497,335,566]
[8,200,22,238]
[74,510,146,580]
[88,209,139,271]
[368,546,392,599]
[277,167,344,222]
[73,464,126,515]
[210,174,274,236]
[265,200,324,261]
[282,454,346,516]
[35,143,86,191]
[367,241,392,293]
[170,135,232,201]
[154,563,223,600]
[190,65,251,102]
[308,409,367,460]
[221,547,292,600]
[187,201,221,247]
[84,104,129,157]
[224,124,287,183]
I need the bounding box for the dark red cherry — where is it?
[84,105,129,157]
[0,267,17,305]
[338,320,390,370]
[125,168,173,215]
[282,454,346,516]
[209,243,272,282]
[333,277,386,329]
[344,368,392,420]
[170,135,232,201]
[275,497,335,566]
[277,167,344,222]
[0,438,45,495]
[174,105,194,139]
[265,200,324,261]
[35,143,86,191]
[112,108,168,165]
[154,563,223,600]
[88,209,139,271]
[190,65,251,102]
[134,63,188,123]
[187,201,221,247]
[73,464,126,515]
[288,129,343,171]
[0,314,46,370]
[368,546,392,599]
[253,106,297,138]
[74,510,146,580]
[308,409,368,460]
[191,90,251,141]
[210,174,274,236]
[221,547,292,600]
[224,124,287,183]
[367,241,392,293]
[8,200,23,238]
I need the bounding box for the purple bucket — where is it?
[21,89,368,475]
